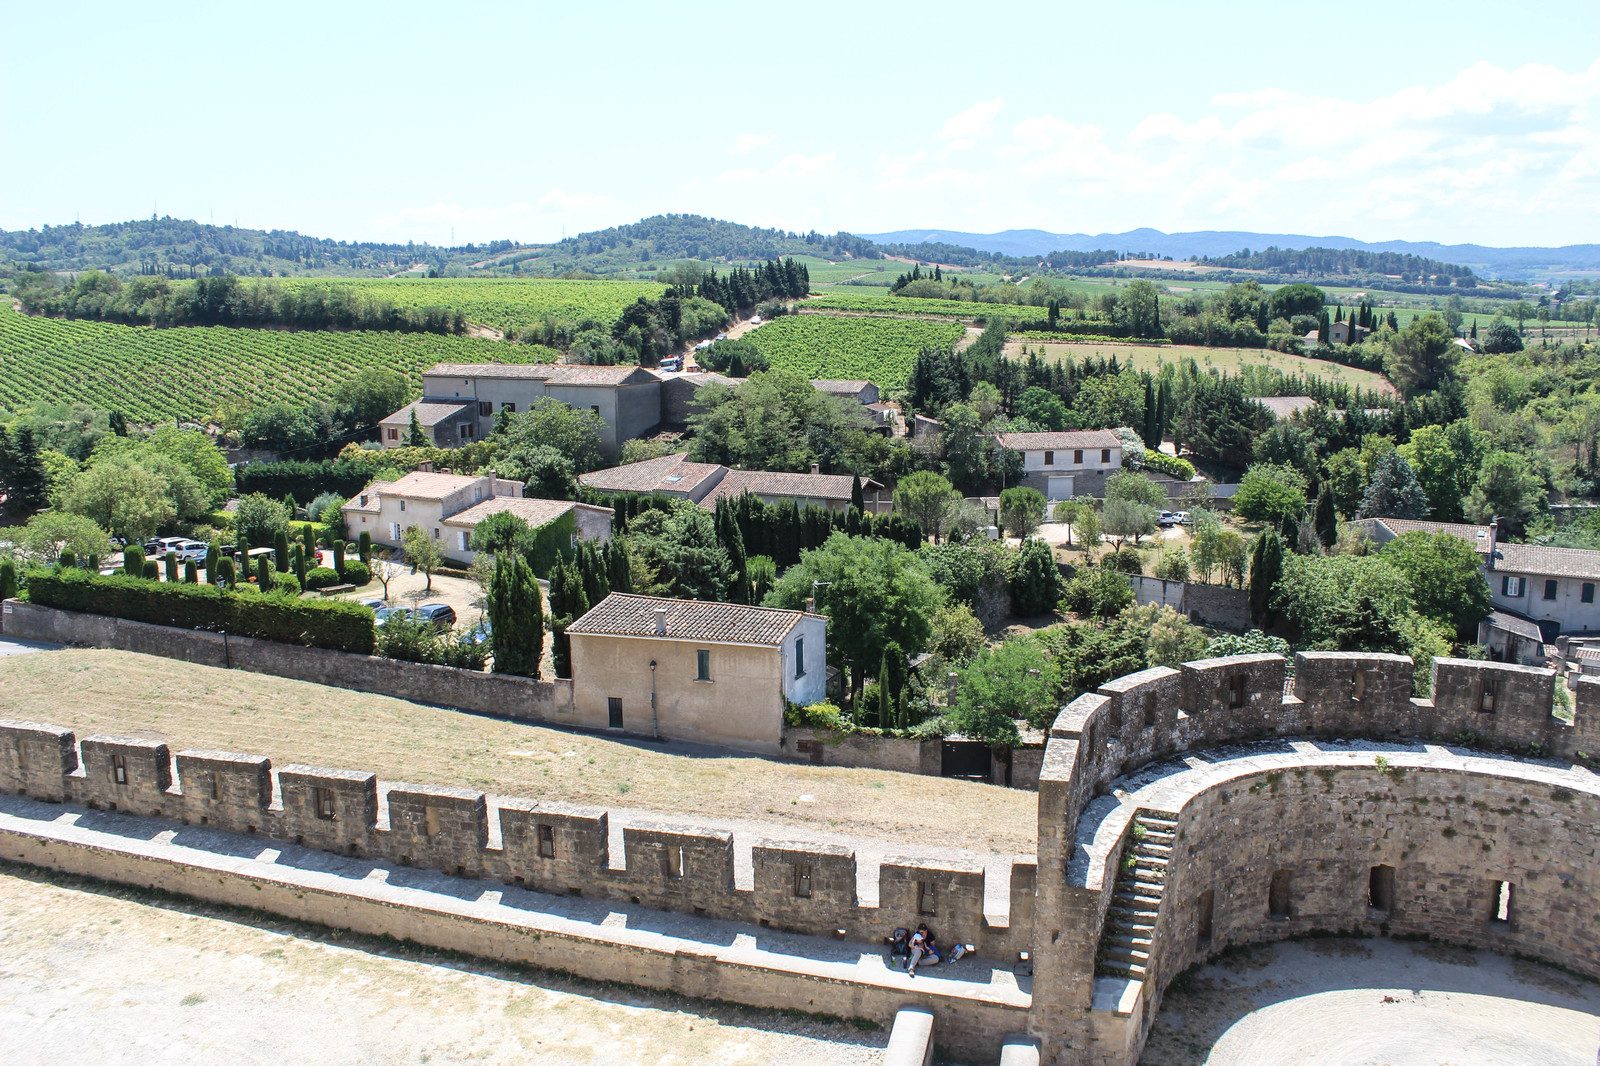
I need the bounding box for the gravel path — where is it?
[1142,936,1600,1065]
[0,864,889,1066]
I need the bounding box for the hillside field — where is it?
[1007,338,1397,395]
[746,314,964,388]
[280,277,665,336]
[0,305,555,423]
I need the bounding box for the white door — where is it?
[1047,475,1075,500]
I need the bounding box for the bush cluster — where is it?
[27,569,374,654]
[304,567,343,590]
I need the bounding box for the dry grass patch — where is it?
[0,649,1034,853]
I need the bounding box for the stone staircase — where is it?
[1095,808,1178,980]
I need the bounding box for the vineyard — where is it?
[0,306,554,423]
[745,315,963,388]
[802,289,1050,323]
[280,277,665,335]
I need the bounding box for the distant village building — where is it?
[1325,319,1370,345]
[341,470,612,562]
[1255,396,1318,421]
[578,453,892,513]
[565,593,827,752]
[994,429,1123,500]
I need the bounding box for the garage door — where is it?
[1047,475,1075,500]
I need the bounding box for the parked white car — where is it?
[148,538,208,562]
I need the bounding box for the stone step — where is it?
[1136,843,1173,858]
[1098,961,1149,979]
[1108,912,1157,931]
[1114,892,1163,910]
[1107,933,1154,951]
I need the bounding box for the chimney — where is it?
[1487,517,1499,570]
[810,462,820,475]
[417,460,433,473]
[805,596,816,614]
[653,607,667,636]
[487,469,497,496]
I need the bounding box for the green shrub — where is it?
[184,559,199,584]
[784,701,852,734]
[217,557,236,588]
[339,561,371,587]
[58,550,77,570]
[358,531,372,566]
[272,572,301,596]
[1144,449,1196,480]
[164,552,179,584]
[142,560,159,580]
[333,540,346,574]
[25,569,374,654]
[123,546,145,578]
[304,566,342,590]
[0,559,17,602]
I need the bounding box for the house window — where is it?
[1584,583,1595,604]
[1143,692,1158,727]
[399,500,406,512]
[696,649,711,682]
[478,401,493,416]
[1073,449,1084,464]
[313,787,336,821]
[1544,579,1558,601]
[1501,575,1523,597]
[795,637,805,679]
[459,531,469,552]
[502,402,516,413]
[386,427,399,441]
[607,697,623,729]
[461,422,475,440]
[390,523,401,541]
[1101,448,1111,463]
[1227,674,1247,709]
[359,495,369,508]
[1044,450,1054,466]
[538,824,556,859]
[590,405,600,415]
[794,863,813,898]
[111,753,127,785]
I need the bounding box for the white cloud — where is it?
[939,99,1004,140]
[730,133,775,154]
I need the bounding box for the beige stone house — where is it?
[566,593,828,753]
[578,452,892,513]
[378,363,663,460]
[995,429,1123,500]
[341,470,612,564]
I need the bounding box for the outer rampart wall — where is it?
[0,718,1033,958]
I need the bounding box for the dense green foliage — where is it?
[488,554,545,678]
[744,315,963,388]
[28,568,375,653]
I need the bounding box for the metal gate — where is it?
[941,740,991,780]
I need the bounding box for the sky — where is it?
[3,1,1598,249]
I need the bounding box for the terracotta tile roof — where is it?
[1375,518,1494,551]
[1494,542,1600,581]
[567,593,820,646]
[443,496,613,529]
[382,401,478,427]
[699,469,877,507]
[424,362,659,386]
[812,379,874,396]
[377,471,485,500]
[577,453,726,496]
[994,430,1123,451]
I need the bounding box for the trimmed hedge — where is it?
[235,459,374,503]
[27,569,375,654]
[339,561,371,587]
[304,566,342,590]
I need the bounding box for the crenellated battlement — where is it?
[0,718,1032,957]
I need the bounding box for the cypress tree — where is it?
[881,640,907,730]
[58,550,76,570]
[0,558,16,602]
[1248,531,1283,628]
[1142,377,1159,448]
[257,555,273,590]
[143,560,159,580]
[293,544,307,587]
[333,539,346,576]
[164,551,179,584]
[275,530,291,572]
[1314,486,1338,548]
[217,557,236,588]
[851,475,865,513]
[123,546,145,578]
[489,555,545,678]
[205,544,220,584]
[184,559,198,584]
[359,531,372,566]
[408,408,427,447]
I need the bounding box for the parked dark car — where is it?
[413,603,458,631]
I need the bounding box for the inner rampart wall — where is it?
[0,717,1033,958]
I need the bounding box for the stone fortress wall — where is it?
[1029,650,1600,1066]
[5,621,1600,1064]
[0,719,1035,960]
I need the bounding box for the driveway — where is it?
[0,635,61,656]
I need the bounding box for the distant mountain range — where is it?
[860,228,1600,280]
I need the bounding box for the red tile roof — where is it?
[567,593,820,646]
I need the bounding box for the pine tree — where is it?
[407,408,428,447]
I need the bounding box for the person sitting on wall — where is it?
[920,924,942,965]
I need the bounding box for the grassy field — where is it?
[0,649,1035,853]
[282,277,665,336]
[1008,338,1397,395]
[802,288,1050,322]
[0,305,555,424]
[747,314,964,388]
